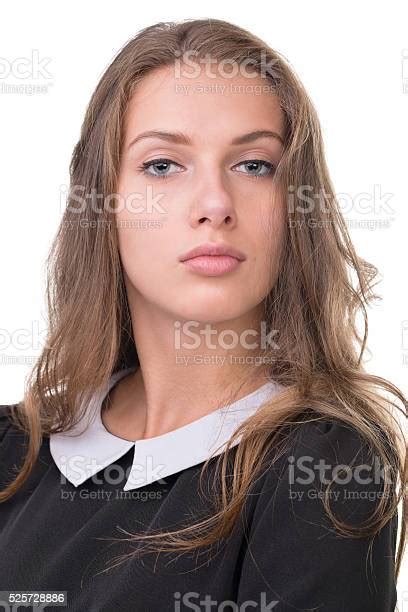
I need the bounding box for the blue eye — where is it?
[137,157,275,180]
[233,159,275,178]
[138,158,182,179]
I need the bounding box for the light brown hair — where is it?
[1,17,406,584]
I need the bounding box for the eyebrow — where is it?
[127,129,284,150]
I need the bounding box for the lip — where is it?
[179,242,246,277]
[179,242,246,262]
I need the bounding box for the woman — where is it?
[0,18,406,612]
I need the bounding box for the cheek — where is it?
[248,196,286,286]
[115,211,180,300]
[116,164,160,220]
[115,172,166,267]
[116,226,163,274]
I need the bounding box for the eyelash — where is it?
[137,158,276,180]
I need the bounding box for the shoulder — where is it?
[291,414,371,457]
[264,414,377,469]
[257,415,397,528]
[283,414,388,471]
[0,403,26,468]
[0,404,19,488]
[0,403,16,441]
[238,416,399,610]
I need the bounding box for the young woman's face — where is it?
[116,64,286,324]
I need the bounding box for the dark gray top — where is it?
[0,404,398,611]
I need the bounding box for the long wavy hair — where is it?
[1,18,406,583]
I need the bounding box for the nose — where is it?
[188,168,237,229]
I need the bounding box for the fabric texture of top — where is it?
[0,370,399,612]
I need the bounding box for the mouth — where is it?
[178,242,246,277]
[181,254,243,276]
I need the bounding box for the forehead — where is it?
[123,64,285,147]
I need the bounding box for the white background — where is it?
[0,0,407,605]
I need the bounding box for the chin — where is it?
[170,302,247,326]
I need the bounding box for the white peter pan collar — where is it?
[49,367,282,491]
